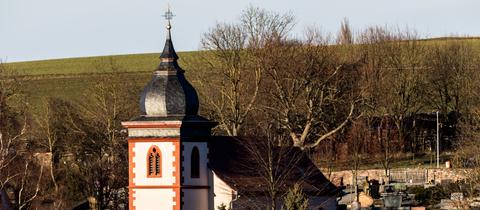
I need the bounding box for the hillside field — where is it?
[4,37,480,114]
[4,51,210,114]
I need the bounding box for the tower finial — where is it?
[159,5,179,68]
[163,4,175,31]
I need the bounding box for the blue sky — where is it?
[1,0,479,62]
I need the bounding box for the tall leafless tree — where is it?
[240,6,295,48]
[199,6,295,136]
[35,98,59,193]
[201,7,294,136]
[380,29,427,152]
[346,119,368,202]
[260,30,360,149]
[358,27,427,152]
[0,63,45,210]
[75,71,137,209]
[199,23,256,136]
[425,40,478,115]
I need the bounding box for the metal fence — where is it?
[389,169,427,184]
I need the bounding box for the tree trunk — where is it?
[49,153,58,193]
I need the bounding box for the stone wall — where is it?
[326,168,470,186]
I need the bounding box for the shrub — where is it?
[410,186,449,206]
[217,203,231,210]
[283,183,309,210]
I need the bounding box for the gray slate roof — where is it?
[208,136,340,197]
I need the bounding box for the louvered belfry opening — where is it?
[147,146,162,177]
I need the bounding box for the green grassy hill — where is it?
[5,51,208,114]
[419,37,480,53]
[7,37,480,76]
[4,37,480,114]
[6,51,205,76]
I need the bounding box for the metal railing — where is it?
[389,169,427,184]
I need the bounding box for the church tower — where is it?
[122,8,216,210]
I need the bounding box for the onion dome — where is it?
[139,15,199,117]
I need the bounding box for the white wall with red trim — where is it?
[132,142,177,186]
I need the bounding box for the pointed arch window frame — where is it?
[147,145,162,178]
[191,146,200,179]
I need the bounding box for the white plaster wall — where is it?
[183,189,209,210]
[213,172,235,210]
[133,188,176,210]
[182,142,209,186]
[133,142,176,186]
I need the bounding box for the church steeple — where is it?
[139,7,199,117]
[158,7,179,70]
[123,8,217,210]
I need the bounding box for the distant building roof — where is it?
[208,136,340,197]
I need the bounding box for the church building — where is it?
[122,9,339,210]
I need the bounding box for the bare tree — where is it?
[35,98,59,193]
[240,6,295,48]
[75,72,137,209]
[380,29,427,152]
[0,120,25,206]
[199,6,295,136]
[0,62,45,210]
[377,116,395,177]
[345,119,369,202]
[43,59,139,209]
[199,23,257,136]
[260,30,360,149]
[425,40,478,115]
[452,52,480,199]
[242,132,302,210]
[39,98,88,209]
[33,97,81,209]
[358,26,427,153]
[454,105,480,202]
[0,62,24,209]
[15,160,44,210]
[356,27,397,174]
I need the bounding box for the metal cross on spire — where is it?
[161,5,175,43]
[163,7,175,21]
[163,5,175,30]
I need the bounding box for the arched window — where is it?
[147,146,161,177]
[191,146,200,178]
